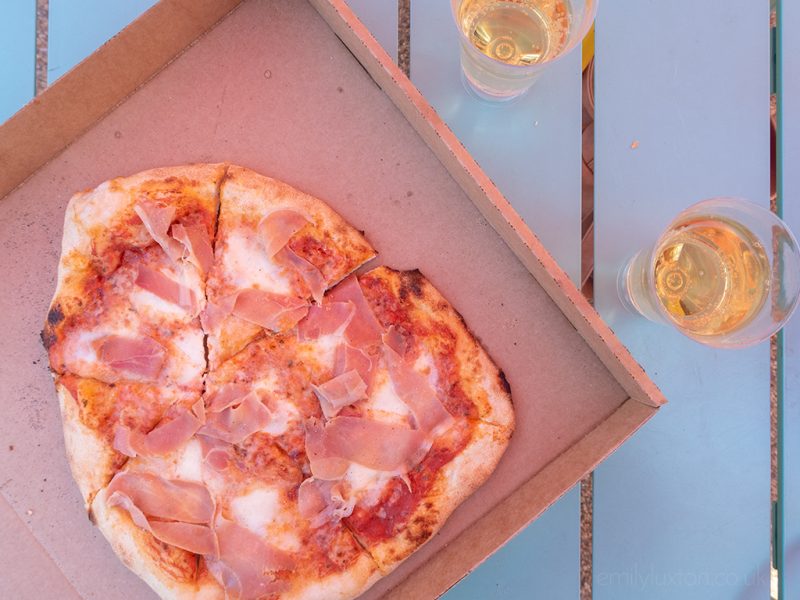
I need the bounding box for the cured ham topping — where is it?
[106,472,214,524]
[134,200,181,260]
[200,295,237,334]
[312,371,367,419]
[171,223,214,274]
[135,265,198,314]
[107,491,217,555]
[97,335,166,380]
[231,288,309,332]
[297,301,355,341]
[205,383,251,412]
[333,343,375,390]
[113,402,204,458]
[384,344,454,436]
[206,517,293,599]
[198,435,233,472]
[382,325,409,356]
[306,416,428,475]
[198,391,271,445]
[325,276,383,347]
[304,418,350,480]
[297,478,355,528]
[276,247,326,305]
[257,209,310,258]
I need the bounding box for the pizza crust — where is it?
[58,382,116,508]
[91,487,224,600]
[361,266,515,430]
[93,483,383,600]
[353,420,512,572]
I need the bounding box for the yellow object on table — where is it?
[582,23,594,70]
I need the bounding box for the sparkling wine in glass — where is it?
[618,198,800,348]
[452,0,598,101]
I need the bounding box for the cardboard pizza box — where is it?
[0,1,666,598]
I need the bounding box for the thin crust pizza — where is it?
[44,164,514,600]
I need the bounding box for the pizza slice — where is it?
[90,425,380,599]
[56,375,199,507]
[44,164,225,505]
[292,267,514,572]
[203,165,376,367]
[44,163,224,389]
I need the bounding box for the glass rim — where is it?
[643,197,800,347]
[450,0,600,71]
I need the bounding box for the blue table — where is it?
[1,1,793,598]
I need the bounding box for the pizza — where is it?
[43,164,514,599]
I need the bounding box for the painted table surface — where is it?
[0,1,792,598]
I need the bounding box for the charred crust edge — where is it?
[497,370,512,397]
[398,269,425,300]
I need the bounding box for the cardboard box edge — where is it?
[0,0,242,200]
[384,398,657,599]
[309,0,667,412]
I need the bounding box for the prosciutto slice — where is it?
[306,416,428,475]
[134,200,181,260]
[297,478,355,528]
[332,343,375,390]
[107,491,218,555]
[231,289,309,331]
[205,383,251,412]
[304,418,349,480]
[97,335,166,380]
[257,209,309,258]
[198,435,233,472]
[276,248,326,305]
[382,325,409,356]
[297,302,354,341]
[171,223,214,274]
[384,344,454,436]
[198,391,271,445]
[106,472,215,524]
[325,276,383,347]
[201,294,237,334]
[113,402,204,458]
[312,371,367,419]
[205,517,293,600]
[135,265,198,313]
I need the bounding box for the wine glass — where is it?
[618,198,800,348]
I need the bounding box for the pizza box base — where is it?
[0,1,665,598]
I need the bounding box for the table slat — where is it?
[778,1,800,597]
[0,0,36,122]
[593,2,771,599]
[48,0,158,85]
[410,2,583,598]
[409,0,582,284]
[344,0,397,62]
[444,486,579,599]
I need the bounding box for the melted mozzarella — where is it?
[344,463,395,508]
[173,438,203,482]
[309,333,340,370]
[169,328,206,387]
[222,231,292,293]
[231,487,301,552]
[414,350,439,389]
[252,372,279,396]
[262,399,299,436]
[369,373,410,419]
[129,287,188,320]
[231,488,281,533]
[68,329,105,364]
